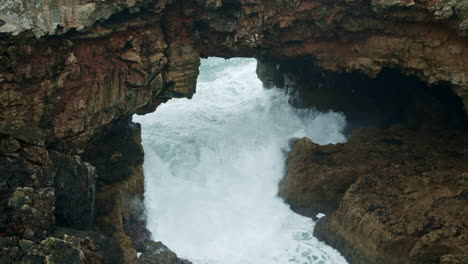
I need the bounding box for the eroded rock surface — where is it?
[282,125,468,264]
[135,241,192,264]
[0,0,467,263]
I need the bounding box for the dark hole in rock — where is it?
[257,57,468,135]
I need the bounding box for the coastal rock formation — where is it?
[282,125,468,264]
[134,241,192,264]
[187,0,468,113]
[0,0,467,263]
[280,137,359,217]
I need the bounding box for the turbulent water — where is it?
[134,58,348,264]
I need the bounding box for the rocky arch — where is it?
[0,1,467,263]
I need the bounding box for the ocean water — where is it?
[134,58,348,264]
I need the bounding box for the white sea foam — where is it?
[134,57,348,264]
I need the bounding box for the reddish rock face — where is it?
[0,1,467,264]
[0,0,467,149]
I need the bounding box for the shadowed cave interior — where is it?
[257,57,468,134]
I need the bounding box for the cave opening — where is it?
[133,57,349,264]
[257,57,468,135]
[130,55,468,264]
[2,1,468,263]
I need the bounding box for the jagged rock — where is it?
[282,125,468,264]
[256,57,468,132]
[135,241,192,264]
[164,44,200,98]
[53,227,119,264]
[0,137,20,154]
[280,138,359,217]
[82,117,146,264]
[0,154,55,242]
[7,187,34,209]
[0,122,45,146]
[0,1,467,264]
[41,237,84,264]
[20,146,51,166]
[51,152,96,229]
[82,117,143,185]
[195,0,222,9]
[1,234,104,264]
[0,0,156,37]
[440,254,468,264]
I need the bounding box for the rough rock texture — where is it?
[0,0,161,37]
[282,125,468,264]
[185,0,468,113]
[0,2,198,261]
[52,151,96,229]
[280,137,360,217]
[1,232,103,264]
[0,0,467,263]
[134,240,192,264]
[257,57,468,133]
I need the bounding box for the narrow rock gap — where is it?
[134,57,349,264]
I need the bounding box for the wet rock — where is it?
[256,57,285,89]
[123,198,151,245]
[440,254,468,264]
[41,237,84,264]
[82,117,146,264]
[2,182,55,241]
[283,125,468,264]
[53,227,118,264]
[0,155,54,241]
[164,44,200,98]
[0,137,20,154]
[1,1,468,264]
[280,138,359,217]
[8,187,33,209]
[14,236,99,264]
[196,0,222,9]
[135,241,192,264]
[257,58,468,133]
[0,0,160,37]
[51,152,96,229]
[83,117,143,185]
[20,146,51,166]
[0,122,45,146]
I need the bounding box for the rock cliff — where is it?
[282,126,468,264]
[0,0,467,263]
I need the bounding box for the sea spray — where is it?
[134,58,348,264]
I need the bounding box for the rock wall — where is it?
[282,126,468,264]
[186,0,468,113]
[257,57,468,133]
[0,0,467,263]
[273,55,468,263]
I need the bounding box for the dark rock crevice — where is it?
[266,58,468,264]
[257,57,468,135]
[281,125,468,264]
[0,0,467,263]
